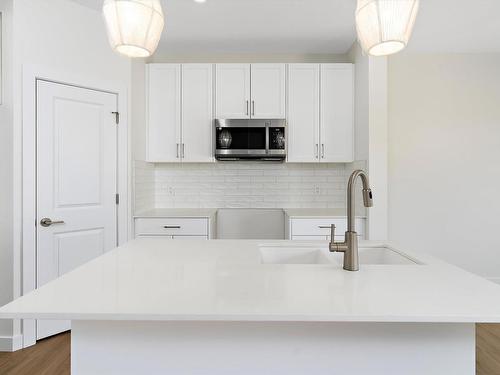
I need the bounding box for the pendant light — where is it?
[103,0,165,58]
[355,0,419,57]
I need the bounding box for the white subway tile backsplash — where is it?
[134,162,348,210]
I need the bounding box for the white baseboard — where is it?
[488,277,500,285]
[0,334,23,352]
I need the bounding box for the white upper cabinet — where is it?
[147,64,182,162]
[215,63,285,119]
[250,64,286,119]
[287,64,320,162]
[320,64,354,162]
[181,64,214,163]
[215,64,251,119]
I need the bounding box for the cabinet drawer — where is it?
[291,218,365,238]
[135,218,208,236]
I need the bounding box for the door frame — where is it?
[21,65,131,347]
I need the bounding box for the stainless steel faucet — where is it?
[329,170,373,271]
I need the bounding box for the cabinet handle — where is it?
[321,144,325,158]
[164,225,181,229]
[318,225,332,229]
[176,144,179,158]
[315,144,319,159]
[181,143,185,158]
[252,101,255,116]
[246,100,249,116]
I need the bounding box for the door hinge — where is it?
[112,111,120,125]
[115,193,120,205]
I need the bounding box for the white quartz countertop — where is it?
[134,208,217,219]
[284,208,366,218]
[2,239,500,323]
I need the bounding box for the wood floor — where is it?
[477,324,500,375]
[0,325,499,374]
[0,332,70,375]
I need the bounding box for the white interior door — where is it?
[215,64,251,119]
[36,80,118,340]
[287,64,320,162]
[320,64,354,162]
[181,64,214,162]
[250,64,286,119]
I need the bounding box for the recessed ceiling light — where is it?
[194,0,207,3]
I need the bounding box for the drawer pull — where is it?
[164,225,181,229]
[318,225,332,229]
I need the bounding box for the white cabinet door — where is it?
[287,64,320,162]
[250,64,286,119]
[147,64,181,162]
[182,64,214,162]
[215,64,251,119]
[320,64,354,162]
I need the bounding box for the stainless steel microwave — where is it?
[214,119,286,161]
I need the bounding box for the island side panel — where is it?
[71,321,475,375]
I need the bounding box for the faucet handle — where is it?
[330,224,336,242]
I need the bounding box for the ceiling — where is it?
[71,0,500,55]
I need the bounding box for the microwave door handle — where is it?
[265,124,270,154]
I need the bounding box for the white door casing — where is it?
[250,64,286,119]
[36,80,118,339]
[181,64,214,162]
[320,64,354,162]
[287,64,320,162]
[215,64,251,119]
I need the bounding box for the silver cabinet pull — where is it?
[40,218,65,227]
[315,144,319,159]
[318,225,332,229]
[163,225,181,229]
[181,143,185,158]
[321,144,325,158]
[246,100,249,116]
[176,143,180,158]
[252,101,255,116]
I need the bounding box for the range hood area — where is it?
[214,119,287,161]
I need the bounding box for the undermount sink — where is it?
[260,247,335,265]
[259,245,418,266]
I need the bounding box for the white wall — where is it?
[388,53,500,281]
[347,42,388,240]
[348,43,369,162]
[0,0,131,350]
[0,0,16,349]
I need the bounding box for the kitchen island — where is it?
[2,238,500,374]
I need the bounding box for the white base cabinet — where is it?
[72,321,474,375]
[135,217,211,239]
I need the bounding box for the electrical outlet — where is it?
[314,185,321,195]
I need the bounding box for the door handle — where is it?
[315,144,319,159]
[181,143,185,158]
[163,226,181,229]
[176,143,180,158]
[321,144,325,158]
[246,100,249,116]
[252,101,255,116]
[40,218,65,227]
